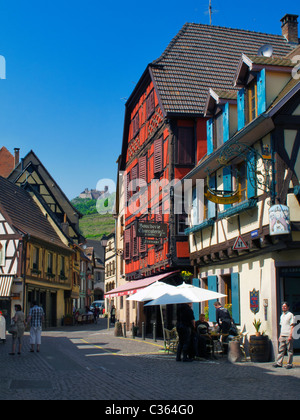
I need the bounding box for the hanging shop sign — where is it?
[136,221,168,238]
[250,289,260,314]
[269,204,290,236]
[204,186,241,205]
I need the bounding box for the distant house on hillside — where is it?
[79,186,109,200]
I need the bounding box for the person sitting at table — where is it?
[195,314,211,358]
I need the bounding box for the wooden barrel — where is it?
[249,335,269,362]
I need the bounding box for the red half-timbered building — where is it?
[118,21,294,284]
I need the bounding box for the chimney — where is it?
[14,148,20,167]
[281,14,299,44]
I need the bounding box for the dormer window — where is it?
[205,89,237,156]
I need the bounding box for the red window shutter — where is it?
[154,137,163,174]
[138,156,147,185]
[133,113,139,137]
[124,228,131,260]
[126,171,131,206]
[131,164,138,193]
[132,224,138,257]
[146,90,155,118]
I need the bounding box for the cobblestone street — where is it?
[0,319,300,401]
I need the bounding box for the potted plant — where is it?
[253,318,262,336]
[249,319,270,363]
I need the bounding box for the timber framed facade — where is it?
[185,48,300,356]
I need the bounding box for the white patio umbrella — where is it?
[127,281,178,344]
[126,281,177,302]
[144,282,226,306]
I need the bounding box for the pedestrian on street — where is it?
[273,302,296,370]
[214,301,232,334]
[110,305,116,324]
[9,305,26,356]
[176,303,195,362]
[28,301,45,353]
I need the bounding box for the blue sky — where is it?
[0,0,298,199]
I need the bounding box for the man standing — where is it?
[274,302,296,370]
[214,301,232,334]
[176,303,195,362]
[28,301,45,353]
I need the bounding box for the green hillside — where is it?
[79,213,115,240]
[71,194,115,240]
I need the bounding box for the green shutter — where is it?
[238,88,245,130]
[207,118,214,155]
[231,273,240,325]
[223,166,232,210]
[208,275,218,322]
[247,152,256,198]
[257,69,266,115]
[223,103,229,143]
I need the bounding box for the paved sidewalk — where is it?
[0,320,300,400]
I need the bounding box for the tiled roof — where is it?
[268,78,300,111]
[246,55,294,67]
[150,23,295,115]
[0,176,70,251]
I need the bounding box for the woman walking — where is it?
[9,305,26,355]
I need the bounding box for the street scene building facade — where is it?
[104,13,300,356]
[0,149,103,326]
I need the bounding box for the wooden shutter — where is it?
[237,88,245,130]
[257,69,266,115]
[231,273,240,324]
[124,229,131,260]
[207,118,214,155]
[126,171,131,206]
[208,275,218,322]
[154,137,163,174]
[247,152,257,198]
[138,156,147,185]
[132,224,138,257]
[223,166,232,210]
[131,164,138,194]
[223,103,229,143]
[146,90,155,118]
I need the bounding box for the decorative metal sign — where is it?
[204,186,241,204]
[269,204,290,236]
[136,222,168,238]
[250,289,259,314]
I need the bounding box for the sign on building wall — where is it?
[269,204,290,236]
[136,222,168,238]
[250,289,259,314]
